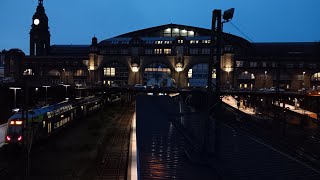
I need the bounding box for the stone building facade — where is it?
[3,1,320,91]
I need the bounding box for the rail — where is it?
[0,123,6,148]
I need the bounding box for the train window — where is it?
[8,126,22,134]
[43,121,46,128]
[48,122,51,133]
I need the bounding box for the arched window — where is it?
[187,63,216,87]
[74,69,87,77]
[311,72,320,81]
[23,69,34,76]
[48,69,60,76]
[238,71,255,80]
[144,63,171,86]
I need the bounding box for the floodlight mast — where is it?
[206,8,235,158]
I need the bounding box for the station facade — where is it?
[3,1,320,91]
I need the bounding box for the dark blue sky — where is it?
[1,0,319,55]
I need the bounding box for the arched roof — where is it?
[99,23,251,47]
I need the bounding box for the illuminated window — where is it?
[311,73,320,81]
[155,41,163,44]
[188,69,192,78]
[188,31,195,37]
[104,68,115,76]
[190,40,199,44]
[180,29,187,36]
[202,40,211,44]
[74,69,87,77]
[188,63,216,87]
[154,49,162,54]
[178,40,184,44]
[164,49,171,54]
[23,69,34,75]
[164,41,172,44]
[236,61,244,67]
[48,69,60,76]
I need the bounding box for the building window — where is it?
[164,41,172,44]
[202,40,211,44]
[250,62,257,67]
[178,40,184,44]
[120,49,128,54]
[154,49,163,54]
[145,49,153,55]
[190,40,199,44]
[164,28,171,37]
[189,48,198,55]
[23,69,34,76]
[286,64,293,68]
[297,75,304,80]
[308,64,317,69]
[188,69,192,78]
[109,49,118,54]
[236,61,244,67]
[155,41,163,44]
[201,48,210,54]
[262,62,267,67]
[104,68,115,76]
[111,41,119,44]
[164,49,171,54]
[74,69,86,77]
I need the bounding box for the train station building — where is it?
[2,0,320,91]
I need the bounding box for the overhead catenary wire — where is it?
[229,21,254,43]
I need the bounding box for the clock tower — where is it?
[30,0,50,56]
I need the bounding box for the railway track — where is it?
[96,105,134,180]
[223,105,320,171]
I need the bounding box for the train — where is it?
[4,93,122,147]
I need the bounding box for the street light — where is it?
[175,63,183,88]
[225,67,232,90]
[132,63,139,84]
[42,85,50,104]
[9,87,21,109]
[60,84,70,101]
[302,71,306,88]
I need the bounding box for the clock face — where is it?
[34,19,40,25]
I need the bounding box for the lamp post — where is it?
[302,71,305,88]
[62,84,70,101]
[226,67,232,90]
[207,8,235,157]
[9,87,21,109]
[42,85,50,104]
[175,63,183,89]
[132,63,139,84]
[264,71,267,88]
